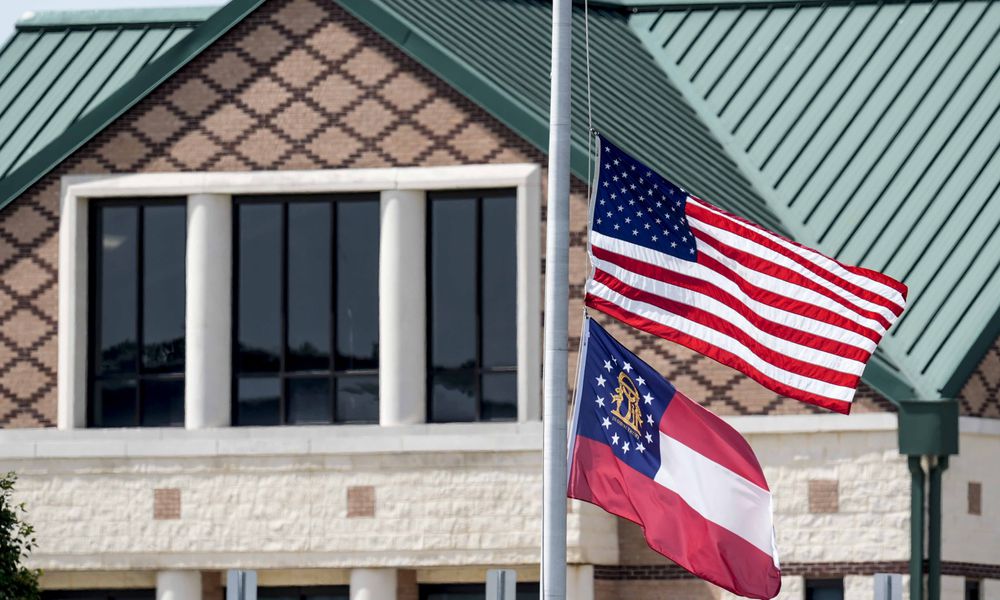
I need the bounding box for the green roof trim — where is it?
[15,7,220,30]
[0,0,262,213]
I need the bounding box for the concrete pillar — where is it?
[567,565,594,600]
[940,575,964,600]
[379,190,426,426]
[351,568,397,600]
[157,570,201,600]
[982,579,1000,600]
[185,193,232,429]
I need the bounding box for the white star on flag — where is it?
[644,392,654,405]
[622,441,630,454]
[602,417,611,429]
[604,360,612,372]
[622,362,632,373]
[611,433,619,445]
[637,443,645,453]
[596,396,605,408]
[596,374,606,387]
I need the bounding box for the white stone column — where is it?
[940,575,965,600]
[982,579,1000,600]
[379,190,426,426]
[567,565,594,600]
[350,568,397,600]
[185,193,232,429]
[156,570,201,600]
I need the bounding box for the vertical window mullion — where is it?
[280,201,289,425]
[330,199,337,422]
[475,195,483,421]
[231,203,240,427]
[135,205,145,427]
[88,203,101,428]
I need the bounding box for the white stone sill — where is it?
[2,414,994,460]
[0,421,544,459]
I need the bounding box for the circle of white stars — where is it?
[594,358,655,457]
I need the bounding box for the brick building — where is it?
[0,0,997,599]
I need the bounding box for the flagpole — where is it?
[542,0,572,598]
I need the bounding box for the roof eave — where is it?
[0,0,264,212]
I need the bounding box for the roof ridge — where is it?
[15,6,220,30]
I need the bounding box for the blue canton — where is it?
[591,135,698,261]
[573,318,676,479]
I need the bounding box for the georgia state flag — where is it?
[568,318,781,599]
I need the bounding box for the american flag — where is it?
[585,135,907,414]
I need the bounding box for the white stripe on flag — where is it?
[689,198,906,309]
[688,214,899,323]
[592,255,867,374]
[654,431,775,558]
[587,279,857,401]
[591,231,885,343]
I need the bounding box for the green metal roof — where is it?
[0,7,216,179]
[0,0,995,404]
[340,0,784,233]
[630,0,1000,400]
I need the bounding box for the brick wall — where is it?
[0,0,898,428]
[960,337,1000,418]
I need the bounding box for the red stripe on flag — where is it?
[569,436,781,600]
[585,293,854,414]
[692,230,894,330]
[687,200,908,307]
[593,270,859,387]
[590,244,882,345]
[660,389,769,490]
[591,246,872,360]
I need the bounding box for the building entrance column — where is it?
[379,190,426,426]
[350,568,397,600]
[567,565,594,600]
[156,570,202,600]
[185,193,232,429]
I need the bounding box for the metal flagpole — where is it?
[542,0,572,598]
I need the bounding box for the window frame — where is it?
[86,197,187,428]
[231,193,380,426]
[425,189,519,423]
[59,164,541,429]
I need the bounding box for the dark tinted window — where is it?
[966,579,980,600]
[420,583,538,600]
[234,195,379,426]
[257,587,348,599]
[89,200,185,427]
[428,191,517,422]
[806,579,844,600]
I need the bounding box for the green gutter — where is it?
[15,7,220,30]
[0,0,263,212]
[337,0,594,182]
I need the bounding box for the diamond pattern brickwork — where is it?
[0,0,896,426]
[959,337,1000,418]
